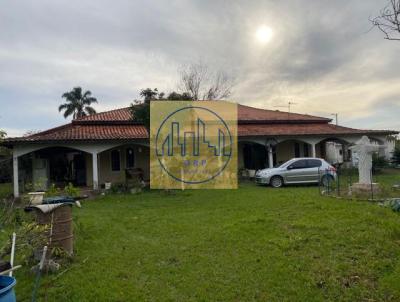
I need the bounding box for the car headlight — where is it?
[258,171,271,177]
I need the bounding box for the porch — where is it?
[12,142,149,197]
[238,134,388,172]
[10,134,390,196]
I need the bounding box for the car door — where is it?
[306,159,323,182]
[285,159,308,183]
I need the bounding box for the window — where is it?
[294,143,300,157]
[126,148,135,168]
[111,150,120,171]
[307,159,322,168]
[289,159,307,169]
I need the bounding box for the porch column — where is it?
[92,152,99,190]
[311,143,316,158]
[13,155,19,198]
[267,145,274,168]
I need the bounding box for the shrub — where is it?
[46,183,60,197]
[372,153,389,171]
[64,182,80,197]
[109,182,126,194]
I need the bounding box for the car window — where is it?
[279,159,295,168]
[289,159,308,169]
[307,159,322,168]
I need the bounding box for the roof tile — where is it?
[4,103,396,144]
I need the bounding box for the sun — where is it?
[255,25,273,44]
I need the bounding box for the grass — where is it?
[9,181,400,301]
[0,182,12,199]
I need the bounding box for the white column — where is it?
[311,143,316,158]
[268,145,274,168]
[92,152,99,190]
[13,155,19,197]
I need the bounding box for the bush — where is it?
[64,183,80,197]
[372,153,389,171]
[0,203,49,267]
[109,182,127,194]
[46,183,60,197]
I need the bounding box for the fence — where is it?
[318,165,400,201]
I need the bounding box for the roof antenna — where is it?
[274,101,298,118]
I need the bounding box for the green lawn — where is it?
[11,183,400,301]
[0,182,12,199]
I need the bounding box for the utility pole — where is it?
[331,113,338,125]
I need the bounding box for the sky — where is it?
[0,0,399,137]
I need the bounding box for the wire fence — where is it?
[319,165,400,201]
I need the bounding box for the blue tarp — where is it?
[42,196,75,205]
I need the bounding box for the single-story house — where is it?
[3,104,397,197]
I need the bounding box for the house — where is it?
[3,104,397,197]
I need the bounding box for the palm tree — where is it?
[58,87,98,119]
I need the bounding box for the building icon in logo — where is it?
[157,117,232,157]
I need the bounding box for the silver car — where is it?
[255,158,337,188]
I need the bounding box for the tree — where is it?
[371,0,400,41]
[130,88,162,130]
[0,130,8,156]
[178,61,233,100]
[140,88,160,103]
[58,87,98,119]
[130,89,195,130]
[0,129,6,140]
[166,91,193,101]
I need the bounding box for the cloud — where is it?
[0,0,399,136]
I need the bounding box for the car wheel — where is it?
[270,176,283,188]
[321,175,334,187]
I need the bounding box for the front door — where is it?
[74,153,86,186]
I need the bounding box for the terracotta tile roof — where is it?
[238,123,397,137]
[74,104,331,124]
[7,124,147,143]
[3,103,396,144]
[237,104,330,123]
[75,107,132,122]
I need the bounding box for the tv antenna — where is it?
[274,101,298,113]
